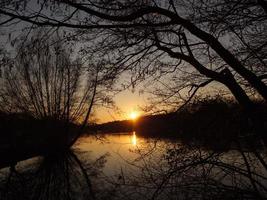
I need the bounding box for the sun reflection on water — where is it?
[131,131,137,146]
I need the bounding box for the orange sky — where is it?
[94,80,230,123]
[95,88,146,123]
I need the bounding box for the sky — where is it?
[0,21,150,123]
[0,1,238,124]
[95,84,147,123]
[94,76,230,123]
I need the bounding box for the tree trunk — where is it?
[171,15,267,101]
[220,68,264,136]
[220,68,254,111]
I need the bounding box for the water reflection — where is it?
[131,132,137,146]
[0,134,267,199]
[0,149,108,200]
[79,134,267,199]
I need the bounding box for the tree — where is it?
[185,0,267,87]
[0,0,266,111]
[1,33,88,121]
[0,30,118,146]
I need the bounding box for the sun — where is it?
[130,111,139,120]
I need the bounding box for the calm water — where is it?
[76,132,168,174]
[1,132,267,199]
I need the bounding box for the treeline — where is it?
[88,97,267,150]
[87,113,179,134]
[173,98,267,150]
[0,112,79,151]
[88,120,133,133]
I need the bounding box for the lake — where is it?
[1,132,267,199]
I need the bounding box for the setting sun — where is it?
[130,111,139,120]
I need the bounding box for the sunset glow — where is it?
[130,111,139,120]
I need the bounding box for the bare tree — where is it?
[1,33,89,121]
[0,0,266,112]
[0,30,118,147]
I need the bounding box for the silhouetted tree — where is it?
[0,32,93,122]
[0,0,266,112]
[0,30,118,146]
